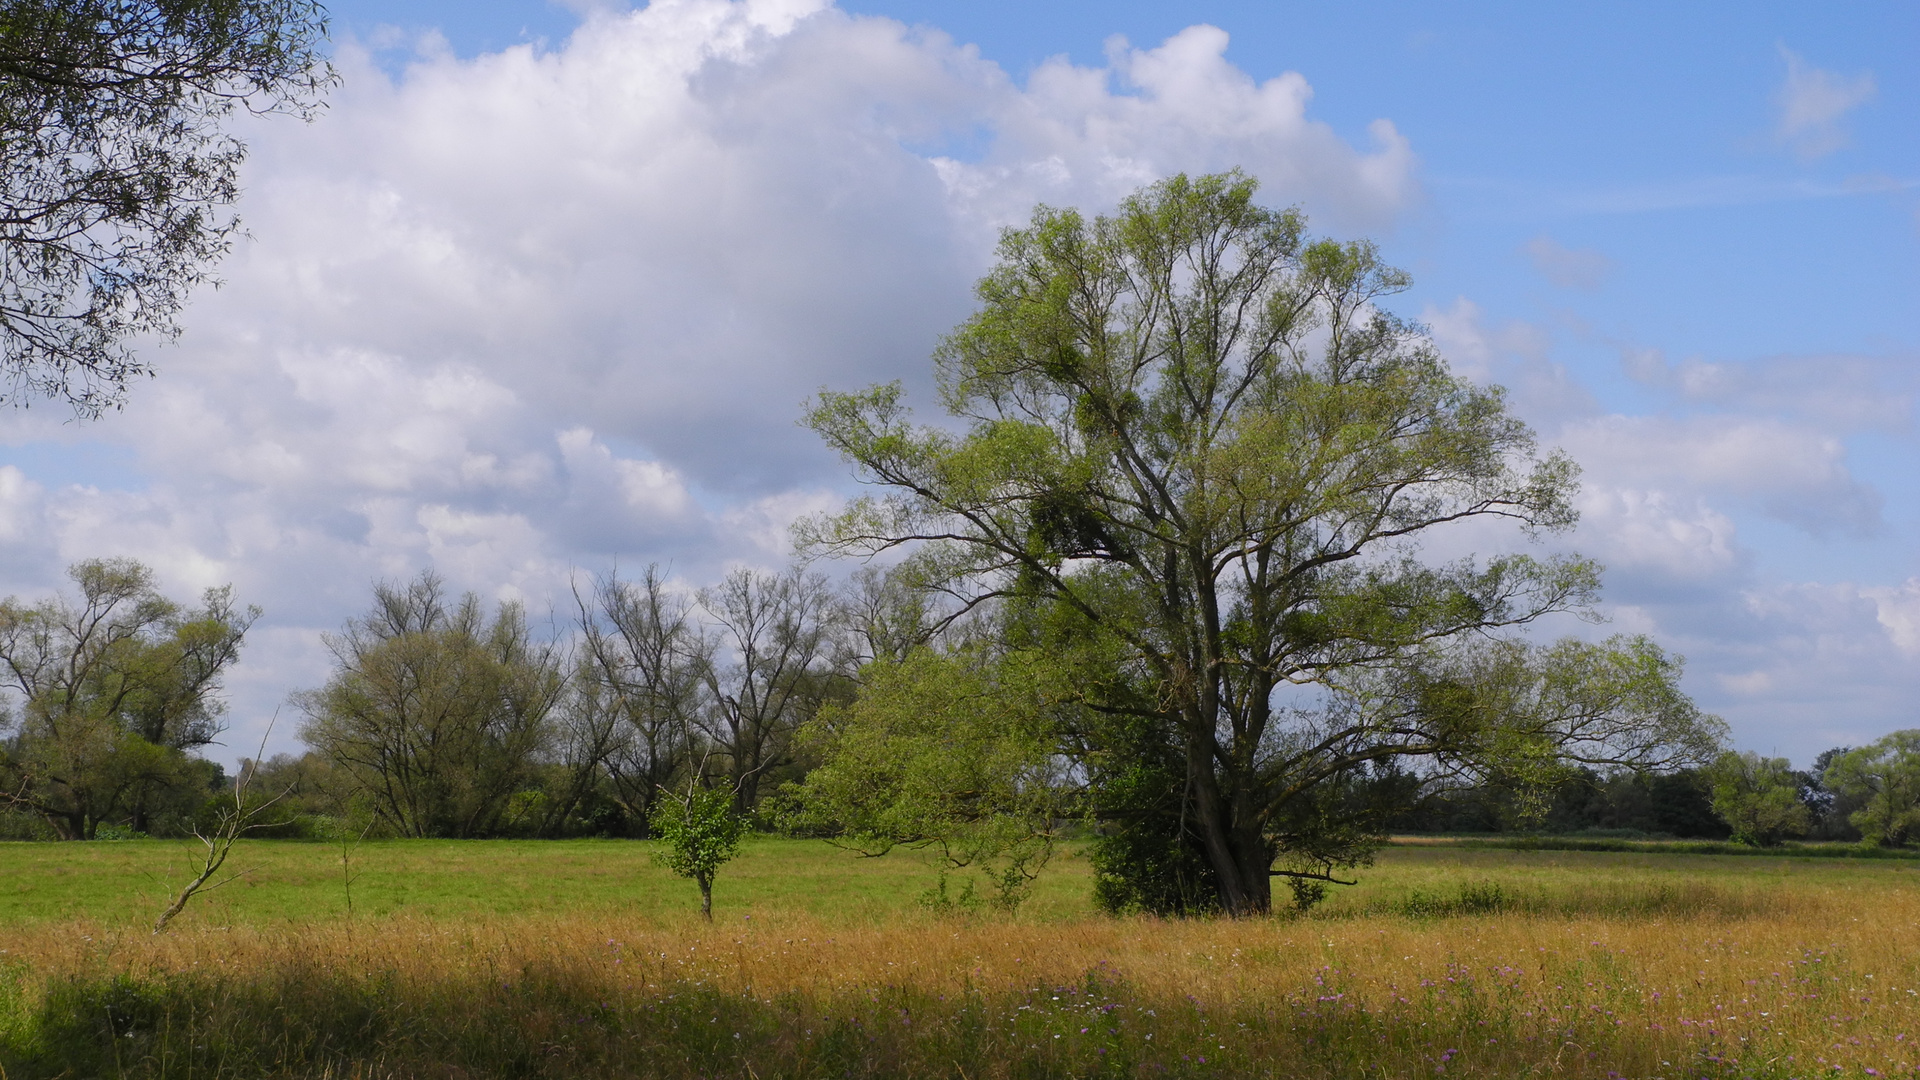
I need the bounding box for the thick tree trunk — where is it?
[1230,824,1273,914]
[1188,735,1266,915]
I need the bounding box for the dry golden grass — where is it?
[4,857,1918,1079]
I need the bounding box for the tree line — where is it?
[1,553,1912,896]
[1393,748,1893,845]
[0,558,933,840]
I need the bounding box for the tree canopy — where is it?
[803,171,1724,915]
[1708,750,1809,847]
[0,0,332,413]
[0,558,255,838]
[1824,731,1920,848]
[781,644,1069,912]
[294,572,566,839]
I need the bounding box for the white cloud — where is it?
[1423,298,1497,382]
[0,467,45,545]
[1521,235,1612,290]
[1414,301,1913,762]
[1774,46,1876,161]
[1867,578,1920,655]
[1573,487,1740,582]
[1420,298,1585,419]
[1625,580,1920,764]
[1558,414,1881,537]
[932,24,1417,237]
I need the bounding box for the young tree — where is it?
[0,558,255,838]
[803,172,1723,915]
[295,572,566,838]
[782,645,1070,912]
[0,0,333,413]
[1708,751,1810,847]
[1824,731,1920,847]
[649,781,746,921]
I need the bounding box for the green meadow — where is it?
[3,835,1916,929]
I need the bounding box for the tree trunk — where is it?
[1188,737,1263,915]
[1230,822,1273,914]
[698,872,713,921]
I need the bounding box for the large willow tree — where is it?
[804,172,1722,916]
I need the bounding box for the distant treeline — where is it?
[0,557,1884,853]
[3,558,887,842]
[1389,755,1864,842]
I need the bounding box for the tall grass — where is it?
[2,871,1915,1078]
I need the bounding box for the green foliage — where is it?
[295,572,565,839]
[0,0,334,413]
[803,170,1724,914]
[649,784,747,919]
[1708,751,1810,847]
[0,558,255,839]
[1399,764,1729,839]
[1084,710,1220,917]
[781,646,1066,912]
[1824,730,1920,847]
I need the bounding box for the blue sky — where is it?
[0,0,1912,766]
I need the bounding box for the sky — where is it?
[0,0,1912,768]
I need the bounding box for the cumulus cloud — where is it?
[0,0,1422,760]
[1420,298,1586,418]
[1539,575,1920,763]
[1774,46,1876,161]
[1559,414,1881,538]
[1412,300,1912,761]
[1572,487,1741,584]
[1867,578,1920,655]
[932,24,1417,237]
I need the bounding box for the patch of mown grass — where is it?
[0,836,1100,927]
[7,837,1915,934]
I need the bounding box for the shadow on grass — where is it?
[0,948,1829,1080]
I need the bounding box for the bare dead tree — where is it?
[573,566,713,833]
[152,716,291,934]
[700,567,838,813]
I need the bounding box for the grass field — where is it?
[2,838,1917,1078]
[0,836,1100,925]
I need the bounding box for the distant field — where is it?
[3,839,1917,1077]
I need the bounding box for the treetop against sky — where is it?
[0,0,1910,767]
